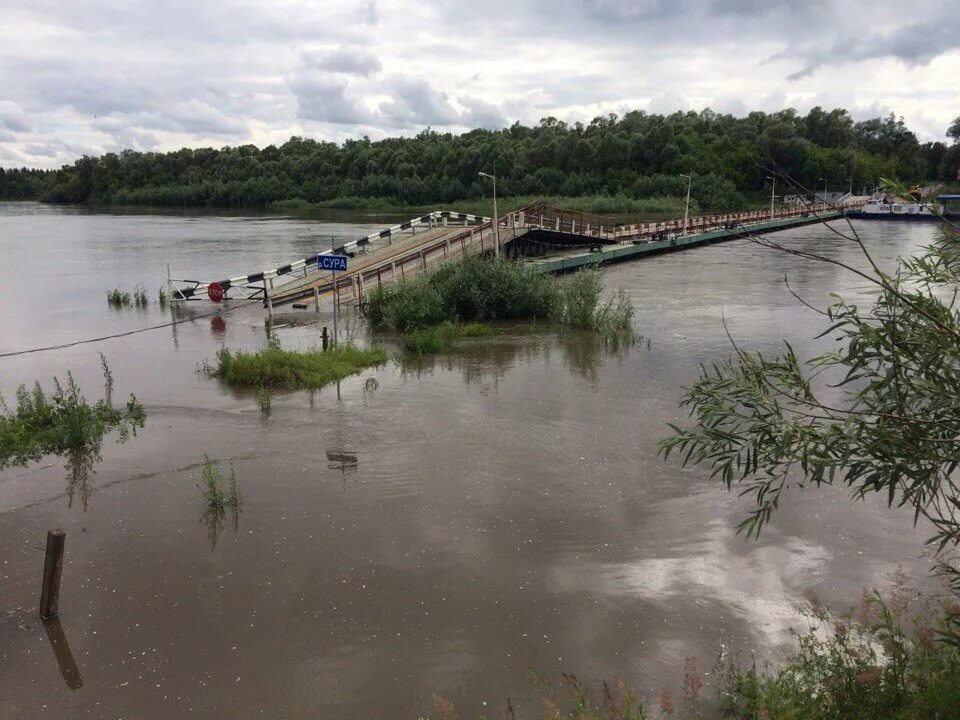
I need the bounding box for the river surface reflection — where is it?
[0,202,940,718]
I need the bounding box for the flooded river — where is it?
[0,202,941,718]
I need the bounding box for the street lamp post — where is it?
[766,175,776,220]
[680,173,692,235]
[478,171,499,257]
[818,177,827,203]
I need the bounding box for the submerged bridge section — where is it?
[169,198,866,312]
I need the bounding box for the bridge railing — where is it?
[299,215,503,308]
[513,201,618,240]
[612,199,864,241]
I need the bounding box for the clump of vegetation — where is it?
[158,287,168,308]
[365,254,557,330]
[213,345,387,390]
[554,270,634,333]
[401,321,492,354]
[133,283,148,307]
[98,352,113,396]
[718,589,960,719]
[258,388,271,415]
[365,254,633,339]
[198,455,241,511]
[0,367,145,469]
[106,288,132,307]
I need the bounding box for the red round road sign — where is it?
[207,282,224,303]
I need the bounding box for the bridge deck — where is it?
[169,199,866,310]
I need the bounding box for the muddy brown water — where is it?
[0,201,942,718]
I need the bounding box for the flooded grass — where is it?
[401,321,492,354]
[198,455,241,511]
[258,387,271,415]
[106,288,132,307]
[106,283,150,308]
[133,283,148,307]
[213,345,388,390]
[0,366,145,469]
[364,254,634,337]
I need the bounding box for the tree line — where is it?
[2,107,958,212]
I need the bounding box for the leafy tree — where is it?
[0,107,946,210]
[661,185,960,640]
[948,116,960,145]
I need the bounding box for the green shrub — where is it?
[365,254,558,331]
[0,369,145,469]
[213,345,387,390]
[106,288,132,307]
[400,321,495,354]
[366,255,633,338]
[198,455,241,511]
[718,592,960,719]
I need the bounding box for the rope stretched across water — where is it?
[0,299,262,359]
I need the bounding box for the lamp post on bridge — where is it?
[766,175,777,220]
[680,173,692,236]
[818,177,827,203]
[478,171,499,257]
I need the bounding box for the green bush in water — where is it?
[401,321,492,354]
[213,346,387,390]
[366,254,633,335]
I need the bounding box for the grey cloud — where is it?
[0,103,31,133]
[291,74,374,124]
[459,96,508,129]
[304,47,382,76]
[162,100,248,136]
[0,129,16,143]
[786,14,960,80]
[379,77,461,126]
[24,143,61,158]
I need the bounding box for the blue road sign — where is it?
[318,254,348,272]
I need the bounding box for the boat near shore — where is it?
[846,193,960,221]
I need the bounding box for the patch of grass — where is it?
[365,254,559,331]
[133,283,148,307]
[0,368,145,470]
[106,288,132,307]
[158,287,168,308]
[401,321,494,355]
[198,455,241,511]
[213,345,387,390]
[365,254,633,337]
[258,388,271,415]
[98,352,113,395]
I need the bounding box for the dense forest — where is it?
[2,108,958,212]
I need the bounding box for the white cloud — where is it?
[1,0,957,169]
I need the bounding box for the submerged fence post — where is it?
[40,529,65,619]
[322,326,329,351]
[264,283,274,320]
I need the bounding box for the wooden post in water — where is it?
[264,283,274,320]
[321,326,329,351]
[313,286,320,313]
[40,529,65,619]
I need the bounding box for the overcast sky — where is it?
[2,0,958,169]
